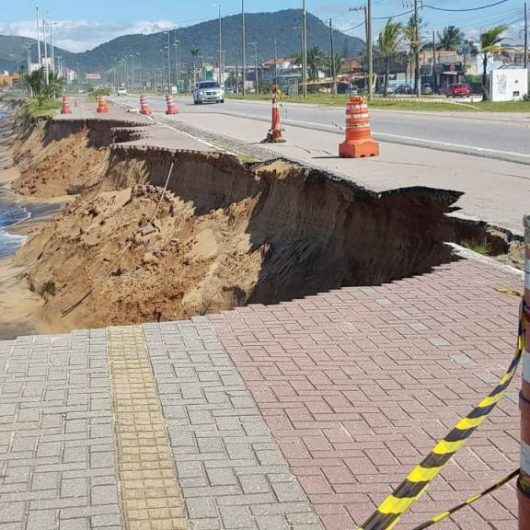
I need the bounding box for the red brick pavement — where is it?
[208,258,523,530]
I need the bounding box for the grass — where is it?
[25,98,62,119]
[227,93,530,113]
[463,242,491,255]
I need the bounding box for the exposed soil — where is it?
[17,184,262,329]
[13,128,109,198]
[0,112,522,336]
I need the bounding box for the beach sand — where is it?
[0,111,65,339]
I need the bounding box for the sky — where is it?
[0,0,527,53]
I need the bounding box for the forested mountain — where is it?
[1,10,364,74]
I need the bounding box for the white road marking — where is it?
[118,97,530,162]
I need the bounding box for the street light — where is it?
[213,4,223,84]
[173,38,181,92]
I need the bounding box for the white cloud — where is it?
[0,19,176,53]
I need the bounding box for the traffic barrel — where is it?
[61,96,72,114]
[165,95,179,115]
[519,215,530,530]
[339,96,379,158]
[96,96,109,113]
[139,95,152,116]
[262,87,285,143]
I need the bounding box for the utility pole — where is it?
[42,19,49,86]
[174,38,180,92]
[35,6,42,68]
[273,38,279,86]
[50,22,55,75]
[329,19,336,95]
[350,6,368,94]
[367,0,373,99]
[242,0,246,96]
[432,31,436,94]
[218,5,223,84]
[251,43,259,94]
[524,2,528,68]
[167,31,171,92]
[414,0,421,97]
[302,0,308,97]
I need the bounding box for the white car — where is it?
[117,88,128,96]
[193,81,224,104]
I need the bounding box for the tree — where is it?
[403,15,423,93]
[460,39,479,73]
[480,25,507,99]
[294,47,326,81]
[307,47,325,81]
[377,19,402,96]
[437,26,463,50]
[23,68,64,103]
[326,53,345,76]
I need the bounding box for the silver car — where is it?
[193,81,224,104]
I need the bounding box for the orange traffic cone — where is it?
[165,95,178,115]
[262,87,285,143]
[139,95,152,116]
[61,95,72,114]
[96,96,109,113]
[339,96,379,158]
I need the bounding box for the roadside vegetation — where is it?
[227,93,530,113]
[22,68,64,119]
[24,98,62,119]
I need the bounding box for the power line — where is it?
[373,9,414,20]
[423,0,510,12]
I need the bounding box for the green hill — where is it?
[0,34,76,73]
[1,10,363,75]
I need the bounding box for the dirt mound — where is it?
[17,184,263,329]
[13,130,109,198]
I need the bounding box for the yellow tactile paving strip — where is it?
[107,326,187,530]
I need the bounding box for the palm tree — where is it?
[437,26,463,50]
[294,47,326,83]
[307,47,325,81]
[480,25,507,99]
[403,15,423,93]
[378,19,402,96]
[190,48,200,85]
[326,52,345,92]
[23,69,64,103]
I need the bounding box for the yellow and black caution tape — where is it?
[358,312,526,530]
[410,468,519,530]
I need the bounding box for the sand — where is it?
[0,110,67,339]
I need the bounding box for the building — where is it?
[0,73,21,87]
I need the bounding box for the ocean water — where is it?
[0,198,29,258]
[0,110,30,258]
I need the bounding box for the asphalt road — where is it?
[118,94,530,164]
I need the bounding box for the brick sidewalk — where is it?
[0,256,523,530]
[207,258,522,530]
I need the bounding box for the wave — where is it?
[0,202,31,258]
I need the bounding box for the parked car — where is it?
[444,83,472,97]
[193,81,224,104]
[117,87,128,96]
[394,84,414,95]
[422,83,433,95]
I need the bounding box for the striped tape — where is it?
[358,311,526,530]
[409,469,520,530]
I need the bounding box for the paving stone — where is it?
[26,509,57,528]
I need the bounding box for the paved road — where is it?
[119,94,530,163]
